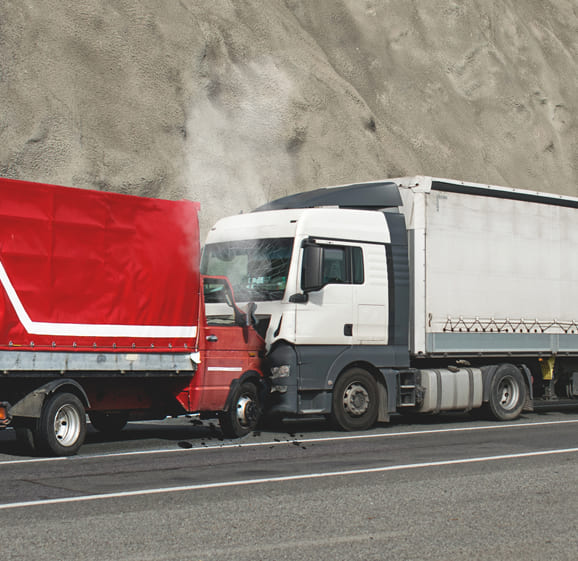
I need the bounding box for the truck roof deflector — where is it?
[253,181,402,211]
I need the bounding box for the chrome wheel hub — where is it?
[498,377,519,410]
[53,404,82,447]
[343,382,370,416]
[236,395,257,427]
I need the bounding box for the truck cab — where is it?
[201,181,410,428]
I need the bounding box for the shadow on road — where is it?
[2,404,578,459]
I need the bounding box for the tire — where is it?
[89,411,128,435]
[331,368,379,431]
[36,392,87,456]
[219,381,260,438]
[483,364,526,421]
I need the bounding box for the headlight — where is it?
[271,365,290,379]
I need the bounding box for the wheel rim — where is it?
[497,376,520,410]
[53,404,82,447]
[342,382,370,417]
[235,394,257,428]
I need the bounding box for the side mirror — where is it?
[301,244,324,293]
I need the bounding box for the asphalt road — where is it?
[1,408,577,561]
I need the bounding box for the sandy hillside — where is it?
[1,0,577,234]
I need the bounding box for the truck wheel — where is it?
[484,364,526,421]
[36,392,87,456]
[331,368,379,431]
[219,381,260,439]
[89,412,128,435]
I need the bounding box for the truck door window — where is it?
[203,277,244,326]
[320,245,364,286]
[323,247,346,283]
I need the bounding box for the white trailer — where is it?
[202,176,578,430]
[397,176,578,358]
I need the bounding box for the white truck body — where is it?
[396,176,578,357]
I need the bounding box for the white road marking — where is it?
[1,446,578,511]
[1,418,578,466]
[0,456,68,467]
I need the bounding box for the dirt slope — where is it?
[1,0,577,233]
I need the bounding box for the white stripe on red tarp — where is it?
[0,260,197,339]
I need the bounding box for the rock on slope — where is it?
[1,0,577,232]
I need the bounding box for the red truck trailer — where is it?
[0,178,265,456]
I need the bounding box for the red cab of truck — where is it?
[0,177,265,456]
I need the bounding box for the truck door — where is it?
[295,240,389,345]
[192,277,264,413]
[295,241,363,345]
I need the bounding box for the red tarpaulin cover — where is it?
[0,178,200,352]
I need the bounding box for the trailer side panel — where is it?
[407,184,578,356]
[0,178,200,352]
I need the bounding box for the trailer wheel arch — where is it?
[9,378,90,420]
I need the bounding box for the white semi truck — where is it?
[202,176,578,430]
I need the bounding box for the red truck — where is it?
[0,178,265,456]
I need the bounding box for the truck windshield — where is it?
[201,238,293,301]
